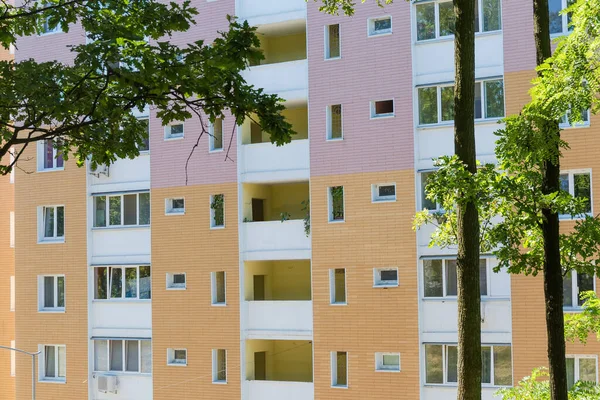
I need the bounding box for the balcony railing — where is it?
[247,380,314,400]
[237,0,306,25]
[242,60,308,103]
[241,139,309,183]
[246,301,312,338]
[241,220,311,261]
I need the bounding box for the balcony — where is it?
[247,381,314,400]
[246,301,312,339]
[92,373,152,400]
[243,59,307,103]
[91,301,151,338]
[237,0,306,27]
[91,226,150,265]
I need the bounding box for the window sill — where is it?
[92,299,151,303]
[39,379,66,384]
[373,284,399,289]
[422,296,509,302]
[559,213,592,221]
[93,371,151,377]
[560,123,590,130]
[165,211,185,216]
[563,307,584,313]
[209,149,224,153]
[331,385,348,389]
[368,31,392,38]
[418,118,503,130]
[375,368,401,373]
[166,287,187,291]
[213,381,228,385]
[324,56,342,61]
[38,239,65,245]
[330,302,347,306]
[37,168,65,173]
[328,219,345,224]
[167,363,187,367]
[372,198,396,204]
[138,150,150,155]
[39,309,65,313]
[210,226,225,230]
[92,225,150,231]
[39,31,62,37]
[416,29,502,45]
[370,114,395,120]
[164,136,184,142]
[212,303,227,307]
[326,137,343,142]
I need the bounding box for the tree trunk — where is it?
[532,1,568,399]
[453,1,481,400]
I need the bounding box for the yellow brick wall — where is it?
[151,184,241,400]
[14,144,88,400]
[310,170,420,399]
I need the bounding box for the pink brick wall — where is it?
[307,1,414,177]
[15,24,85,64]
[503,0,536,73]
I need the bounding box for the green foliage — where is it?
[497,368,600,399]
[565,291,600,344]
[0,1,294,174]
[280,212,291,222]
[211,194,224,227]
[301,199,310,236]
[314,0,394,16]
[331,186,344,220]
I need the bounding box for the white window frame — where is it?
[165,197,185,215]
[40,17,61,35]
[564,270,596,310]
[209,118,224,152]
[166,272,187,290]
[211,271,226,306]
[560,169,593,218]
[372,183,396,203]
[37,140,64,172]
[38,275,65,312]
[326,104,343,141]
[375,352,401,372]
[212,349,227,384]
[329,268,347,305]
[10,276,15,312]
[560,108,590,129]
[328,186,345,223]
[9,211,14,248]
[370,99,395,119]
[331,351,349,388]
[167,348,187,366]
[368,15,392,37]
[373,267,399,288]
[38,205,65,244]
[164,122,185,140]
[566,355,598,386]
[420,171,442,211]
[210,194,225,229]
[138,117,150,152]
[93,266,152,301]
[93,192,151,227]
[422,258,490,298]
[324,24,341,60]
[94,339,152,374]
[550,0,573,37]
[39,344,66,383]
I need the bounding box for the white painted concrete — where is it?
[245,301,312,339]
[246,380,314,400]
[88,155,150,194]
[422,386,504,400]
[92,373,152,400]
[91,227,151,266]
[242,60,308,104]
[237,0,306,27]
[91,302,151,334]
[241,220,311,261]
[421,299,512,335]
[241,139,310,183]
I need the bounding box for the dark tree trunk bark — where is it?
[533,1,568,399]
[453,1,481,400]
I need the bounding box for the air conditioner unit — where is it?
[97,374,118,394]
[89,163,110,178]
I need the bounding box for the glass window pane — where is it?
[441,86,455,122]
[330,105,342,139]
[56,206,64,237]
[331,187,344,221]
[439,2,455,37]
[481,347,492,384]
[482,0,501,32]
[217,349,227,381]
[57,276,65,307]
[560,174,569,193]
[563,271,573,307]
[44,207,54,238]
[213,118,223,150]
[425,345,443,383]
[446,260,458,296]
[474,0,480,32]
[416,3,436,41]
[58,346,66,377]
[110,267,123,299]
[383,354,400,367]
[94,197,107,227]
[493,346,513,386]
[577,273,594,306]
[123,194,137,225]
[45,346,56,377]
[138,193,150,225]
[549,0,563,34]
[447,345,458,383]
[125,340,139,372]
[109,340,123,371]
[44,276,55,308]
[421,172,437,210]
[95,267,107,300]
[334,269,346,303]
[94,340,108,371]
[474,82,483,119]
[424,260,443,297]
[566,358,576,389]
[44,140,54,169]
[139,266,151,299]
[125,267,137,298]
[139,119,150,151]
[109,196,121,226]
[327,24,340,58]
[574,174,591,213]
[485,80,505,118]
[216,271,226,304]
[480,260,488,296]
[419,87,438,125]
[336,352,347,386]
[579,358,597,383]
[141,340,152,373]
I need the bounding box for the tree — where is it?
[497,368,600,400]
[0,0,294,174]
[565,292,600,345]
[317,1,482,399]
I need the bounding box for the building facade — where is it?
[3,0,600,399]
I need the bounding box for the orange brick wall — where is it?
[14,144,88,400]
[310,170,420,399]
[151,184,241,400]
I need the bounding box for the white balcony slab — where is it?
[242,60,308,104]
[89,155,150,195]
[92,373,152,400]
[247,380,314,400]
[91,227,151,266]
[241,140,309,183]
[241,220,311,261]
[245,301,312,339]
[422,386,503,400]
[237,0,306,26]
[91,301,152,335]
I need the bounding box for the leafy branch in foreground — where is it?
[497,368,600,400]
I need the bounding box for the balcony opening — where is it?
[242,182,309,223]
[250,21,306,66]
[246,339,313,383]
[245,260,311,301]
[241,104,308,145]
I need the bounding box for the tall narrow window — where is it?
[10,276,15,312]
[139,118,150,152]
[210,118,223,151]
[10,340,15,376]
[42,345,66,382]
[420,171,440,211]
[327,105,343,140]
[9,211,14,248]
[39,139,64,171]
[325,24,340,59]
[213,349,227,383]
[330,268,346,304]
[563,270,594,308]
[212,271,226,305]
[332,351,348,387]
[210,194,225,228]
[328,186,344,222]
[40,206,64,242]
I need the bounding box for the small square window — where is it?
[372,183,396,202]
[374,268,398,288]
[164,123,184,140]
[167,273,186,290]
[376,352,400,372]
[368,16,392,36]
[371,100,394,118]
[167,348,187,366]
[165,198,185,215]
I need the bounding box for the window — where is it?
[39,275,65,311]
[374,268,399,288]
[560,171,592,216]
[210,194,225,228]
[95,339,151,373]
[164,123,184,140]
[417,79,504,125]
[211,271,226,305]
[10,276,15,312]
[39,206,64,242]
[10,340,15,377]
[327,104,343,140]
[213,349,227,383]
[328,186,345,222]
[94,266,151,300]
[372,183,396,202]
[416,0,501,41]
[41,17,61,35]
[375,352,400,372]
[209,118,223,151]
[165,198,185,215]
[371,100,394,118]
[560,108,590,128]
[420,171,441,211]
[9,147,14,183]
[139,118,150,152]
[423,259,488,297]
[40,345,66,382]
[330,268,347,304]
[550,0,575,35]
[425,344,512,386]
[9,211,14,248]
[331,351,348,387]
[325,24,341,59]
[167,348,187,366]
[167,273,186,290]
[368,16,392,36]
[38,139,63,171]
[93,192,150,227]
[566,355,597,389]
[563,270,594,308]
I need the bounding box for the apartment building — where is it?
[2,0,599,399]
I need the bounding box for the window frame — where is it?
[422,258,490,298]
[164,122,185,140]
[212,349,227,384]
[559,169,593,218]
[39,344,66,383]
[94,339,152,374]
[420,171,442,211]
[93,266,152,301]
[10,276,15,312]
[38,275,65,312]
[566,354,598,388]
[167,348,187,367]
[329,268,347,305]
[373,267,399,288]
[328,186,345,223]
[210,194,225,229]
[368,15,393,37]
[37,139,64,172]
[138,117,150,153]
[38,205,65,243]
[563,270,596,310]
[326,104,343,141]
[211,271,226,306]
[372,183,397,203]
[40,16,62,35]
[549,0,573,37]
[165,197,185,215]
[209,118,224,152]
[324,24,341,60]
[560,108,590,129]
[331,351,349,388]
[166,272,187,290]
[370,99,395,119]
[375,352,401,372]
[93,192,151,228]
